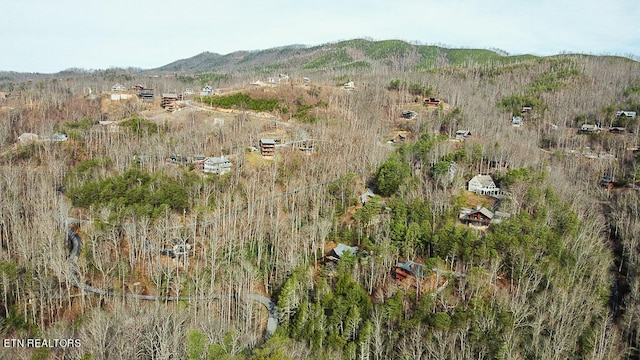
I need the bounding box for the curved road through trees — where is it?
[66,223,278,338]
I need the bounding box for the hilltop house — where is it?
[424,97,441,106]
[392,260,426,288]
[18,133,39,144]
[342,81,355,90]
[98,120,120,132]
[47,133,68,142]
[617,111,637,119]
[250,80,268,87]
[360,188,375,205]
[512,116,524,127]
[200,85,214,96]
[111,83,126,92]
[259,138,276,157]
[609,126,627,134]
[600,177,615,189]
[402,110,418,119]
[468,174,500,196]
[455,130,471,140]
[110,93,133,101]
[138,88,154,103]
[162,93,179,110]
[203,156,232,175]
[325,243,359,263]
[192,154,205,165]
[580,123,601,133]
[459,207,494,226]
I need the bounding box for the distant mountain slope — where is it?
[153,39,541,73]
[157,51,224,73]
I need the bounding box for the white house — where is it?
[468,174,500,196]
[203,156,232,174]
[18,133,39,144]
[111,83,126,92]
[342,81,355,90]
[512,116,524,127]
[111,93,133,101]
[616,111,637,119]
[48,133,68,142]
[580,123,601,133]
[200,85,215,96]
[98,121,120,132]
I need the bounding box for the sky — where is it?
[2,0,638,73]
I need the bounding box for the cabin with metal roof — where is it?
[324,243,359,263]
[260,138,276,157]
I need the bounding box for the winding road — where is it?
[66,222,278,338]
[184,100,309,140]
[62,102,369,338]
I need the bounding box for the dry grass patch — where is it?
[461,190,498,209]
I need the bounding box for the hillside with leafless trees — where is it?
[1,40,639,359]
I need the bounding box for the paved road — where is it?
[66,224,278,337]
[184,100,309,140]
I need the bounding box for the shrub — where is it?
[375,155,411,196]
[198,92,279,112]
[120,116,159,135]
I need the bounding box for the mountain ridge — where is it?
[152,39,543,73]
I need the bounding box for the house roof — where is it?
[402,110,418,118]
[50,133,68,141]
[396,260,425,278]
[250,80,267,86]
[473,207,494,219]
[333,243,358,258]
[617,111,637,118]
[360,188,375,204]
[18,133,39,143]
[581,123,599,130]
[260,138,276,145]
[204,156,230,165]
[470,174,495,187]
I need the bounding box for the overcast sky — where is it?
[2,0,638,73]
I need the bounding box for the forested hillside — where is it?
[0,40,639,359]
[154,39,538,74]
